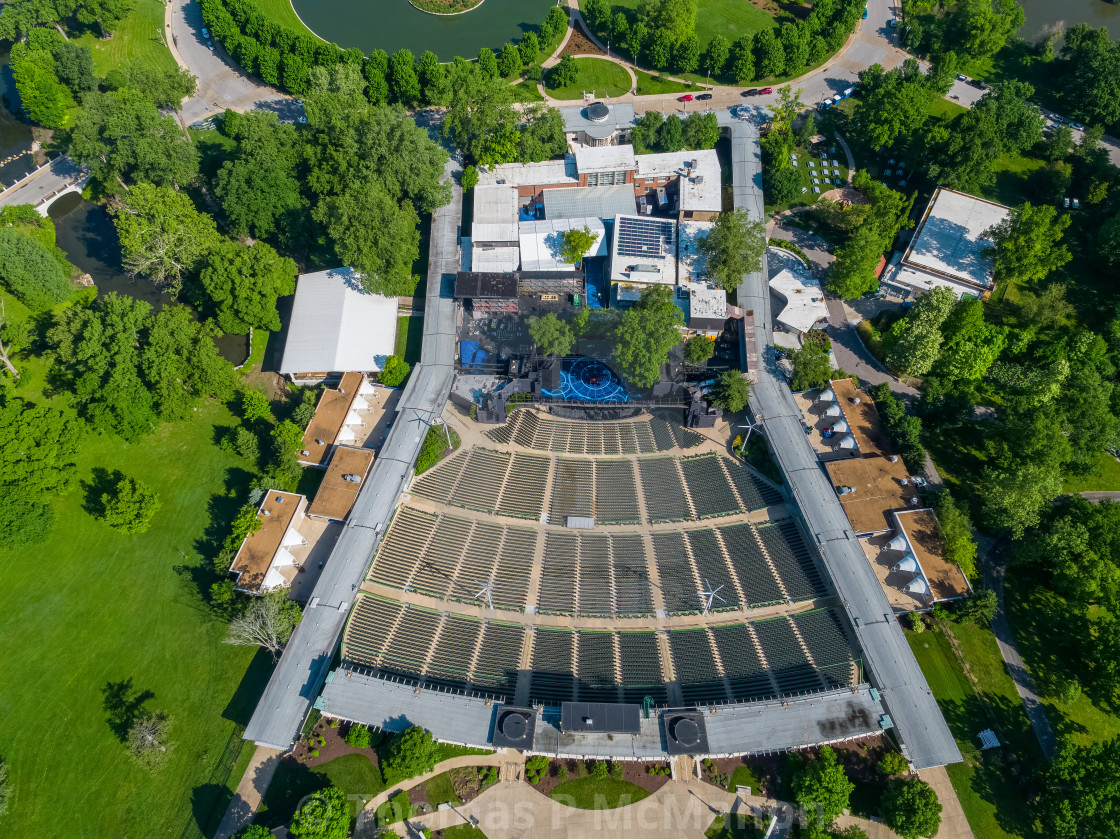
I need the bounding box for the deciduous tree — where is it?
[100,474,160,534]
[882,778,942,839]
[199,240,297,334]
[698,208,766,290]
[986,202,1071,288]
[381,726,440,784]
[224,591,303,659]
[792,745,855,830]
[709,371,750,413]
[290,786,350,839]
[614,285,685,387]
[529,312,575,358]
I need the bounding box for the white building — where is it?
[518,217,607,272]
[609,214,678,285]
[279,268,398,383]
[882,188,1011,300]
[770,268,829,335]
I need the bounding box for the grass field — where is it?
[425,771,462,807]
[253,0,326,40]
[1006,576,1120,750]
[907,621,1041,839]
[512,77,546,102]
[395,315,424,364]
[73,0,178,76]
[0,382,270,837]
[545,57,632,99]
[608,0,774,47]
[257,753,385,826]
[550,777,651,809]
[1062,452,1120,493]
[634,68,695,95]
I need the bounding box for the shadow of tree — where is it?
[82,466,124,518]
[102,678,155,742]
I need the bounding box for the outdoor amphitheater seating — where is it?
[717,523,787,606]
[611,534,654,615]
[408,515,472,598]
[639,458,691,522]
[471,621,526,698]
[529,628,578,704]
[751,617,824,695]
[489,526,534,610]
[791,608,859,688]
[652,532,702,613]
[452,448,512,513]
[757,520,827,601]
[668,629,728,704]
[618,632,668,704]
[578,533,615,615]
[576,631,620,702]
[410,451,468,504]
[684,529,740,610]
[343,595,405,669]
[722,457,784,510]
[366,507,438,590]
[680,454,740,518]
[710,623,775,702]
[424,614,482,687]
[539,532,580,614]
[380,605,443,680]
[497,453,550,520]
[484,412,704,455]
[550,458,595,522]
[594,460,642,524]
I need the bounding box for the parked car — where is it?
[741,89,758,97]
[759,87,773,95]
[201,27,209,38]
[862,7,868,18]
[887,17,896,26]
[697,93,712,100]
[678,94,693,102]
[956,73,967,81]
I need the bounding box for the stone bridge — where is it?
[0,155,90,215]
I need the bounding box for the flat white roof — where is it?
[885,263,985,300]
[471,244,521,273]
[279,268,398,374]
[472,184,519,229]
[574,144,637,173]
[902,188,1010,291]
[560,103,636,141]
[609,214,678,285]
[688,283,726,324]
[769,266,828,334]
[518,217,607,272]
[637,149,722,212]
[678,220,713,282]
[476,157,576,188]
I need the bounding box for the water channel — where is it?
[1018,0,1120,40]
[291,0,555,61]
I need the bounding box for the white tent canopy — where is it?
[836,434,856,449]
[817,388,836,402]
[903,576,930,595]
[892,555,920,574]
[829,419,850,433]
[824,403,842,418]
[886,534,910,553]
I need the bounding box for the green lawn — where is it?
[907,621,1041,839]
[511,77,545,102]
[609,0,774,47]
[706,812,763,838]
[1062,452,1120,493]
[727,764,764,793]
[0,388,271,837]
[73,0,178,76]
[253,0,326,40]
[634,68,695,95]
[395,314,424,364]
[425,771,462,807]
[257,753,385,827]
[1006,576,1120,750]
[544,57,632,100]
[550,777,651,809]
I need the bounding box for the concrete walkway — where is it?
[983,548,1058,760]
[397,767,973,839]
[213,746,284,839]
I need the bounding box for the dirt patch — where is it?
[561,21,607,58]
[241,369,288,401]
[293,719,384,770]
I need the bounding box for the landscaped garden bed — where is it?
[518,756,673,806]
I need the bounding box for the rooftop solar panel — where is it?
[616,217,675,260]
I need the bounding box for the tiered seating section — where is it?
[343,595,860,707]
[369,507,828,617]
[412,447,780,526]
[486,412,705,454]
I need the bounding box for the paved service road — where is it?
[0,155,87,210]
[168,0,297,124]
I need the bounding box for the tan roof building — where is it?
[229,491,309,594]
[829,378,887,456]
[892,509,971,602]
[308,446,376,521]
[300,373,378,467]
[825,455,919,534]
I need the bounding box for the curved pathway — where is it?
[537,52,637,101]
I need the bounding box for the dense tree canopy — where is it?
[1059,24,1120,127]
[199,240,297,333]
[0,226,73,311]
[47,294,235,440]
[529,313,575,358]
[882,778,942,839]
[380,726,440,784]
[104,62,197,109]
[112,183,220,296]
[71,89,199,193]
[853,60,934,151]
[99,474,160,534]
[614,285,685,388]
[289,786,350,839]
[698,208,766,290]
[793,745,855,830]
[985,202,1072,288]
[0,396,82,547]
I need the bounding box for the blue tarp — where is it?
[460,340,490,371]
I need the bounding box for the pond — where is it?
[48,193,250,365]
[291,0,555,61]
[0,50,36,186]
[1017,0,1120,41]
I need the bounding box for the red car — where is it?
[759,87,774,95]
[678,94,693,102]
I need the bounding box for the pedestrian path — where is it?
[213,746,284,839]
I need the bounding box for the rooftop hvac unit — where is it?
[694,175,704,184]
